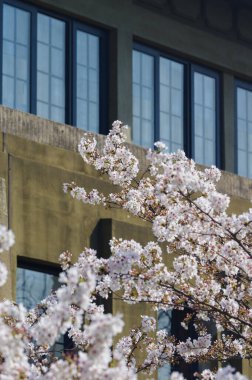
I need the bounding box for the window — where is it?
[16,258,65,355]
[158,309,198,380]
[159,57,184,153]
[1,1,108,133]
[16,258,59,309]
[133,44,221,167]
[36,14,66,123]
[2,4,30,112]
[192,66,219,167]
[236,81,252,178]
[158,309,172,379]
[132,50,154,147]
[75,28,100,132]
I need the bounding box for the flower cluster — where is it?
[0,224,15,253]
[0,121,251,379]
[0,225,14,287]
[63,122,252,377]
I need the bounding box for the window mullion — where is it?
[65,20,72,125]
[30,7,37,115]
[0,0,3,105]
[154,53,159,143]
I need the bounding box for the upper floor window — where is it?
[36,13,66,123]
[192,66,219,166]
[133,44,221,167]
[3,4,30,112]
[236,81,252,178]
[1,1,108,133]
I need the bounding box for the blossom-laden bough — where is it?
[0,121,251,379]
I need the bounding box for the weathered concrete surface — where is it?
[1,131,149,299]
[0,146,13,299]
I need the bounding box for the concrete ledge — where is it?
[0,106,89,153]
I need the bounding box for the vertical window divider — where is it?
[154,52,159,143]
[139,51,143,145]
[65,19,72,125]
[0,0,3,105]
[185,62,192,158]
[99,29,109,135]
[190,64,196,161]
[234,80,238,174]
[30,7,37,114]
[216,72,222,169]
[72,21,77,127]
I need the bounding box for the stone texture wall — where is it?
[135,0,252,48]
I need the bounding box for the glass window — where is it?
[158,309,172,379]
[76,31,99,132]
[1,2,107,133]
[236,85,252,178]
[37,14,65,123]
[193,71,216,166]
[133,49,183,150]
[16,263,64,354]
[2,4,30,112]
[133,50,154,147]
[16,266,59,309]
[160,58,184,152]
[158,309,198,379]
[132,45,220,168]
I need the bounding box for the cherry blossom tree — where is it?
[0,120,251,379]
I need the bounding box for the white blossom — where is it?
[0,225,15,253]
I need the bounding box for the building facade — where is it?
[0,0,252,378]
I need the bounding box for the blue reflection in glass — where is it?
[133,50,154,147]
[76,31,99,132]
[2,4,30,112]
[193,72,216,166]
[16,267,64,355]
[237,87,252,178]
[36,14,65,123]
[158,309,172,379]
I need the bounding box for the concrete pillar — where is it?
[0,135,13,299]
